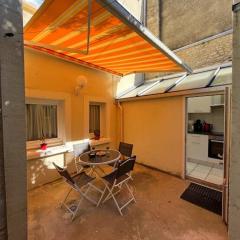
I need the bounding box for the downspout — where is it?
[0,74,8,239]
[117,101,124,142]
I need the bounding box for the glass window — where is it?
[210,67,232,86]
[169,70,215,92]
[142,77,181,95]
[89,104,100,134]
[26,104,58,141]
[119,81,157,98]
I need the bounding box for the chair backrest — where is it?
[53,162,75,186]
[119,142,133,158]
[73,142,91,158]
[116,156,136,179]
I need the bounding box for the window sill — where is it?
[26,138,64,150]
[90,138,111,146]
[27,138,111,161]
[27,145,70,161]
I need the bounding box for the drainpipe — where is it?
[0,93,7,238]
[117,101,124,142]
[229,1,240,239]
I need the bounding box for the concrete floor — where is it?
[28,165,227,240]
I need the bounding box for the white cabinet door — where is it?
[188,96,212,113]
[187,134,208,161]
[211,95,224,106]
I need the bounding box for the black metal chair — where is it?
[97,156,136,216]
[53,162,103,221]
[108,142,134,169]
[119,142,133,158]
[73,142,91,173]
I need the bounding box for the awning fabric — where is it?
[24,0,192,76]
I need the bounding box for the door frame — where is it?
[184,90,225,178]
[222,87,232,225]
[184,89,231,222]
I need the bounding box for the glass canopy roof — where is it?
[118,63,232,99]
[169,69,216,92]
[141,76,183,96]
[210,67,232,86]
[119,81,157,99]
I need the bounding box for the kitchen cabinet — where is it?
[187,96,212,113]
[187,134,208,161]
[211,95,224,106]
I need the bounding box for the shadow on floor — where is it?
[28,165,227,240]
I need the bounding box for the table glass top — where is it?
[79,149,121,165]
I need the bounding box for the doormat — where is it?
[180,183,222,215]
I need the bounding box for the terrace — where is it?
[28,165,227,240]
[0,0,239,240]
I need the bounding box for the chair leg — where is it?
[61,188,73,208]
[102,181,136,216]
[102,187,121,204]
[71,184,93,221]
[71,195,84,221]
[97,186,107,207]
[101,185,123,216]
[125,182,136,203]
[110,190,123,216]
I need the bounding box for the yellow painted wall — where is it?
[24,47,185,182]
[121,96,185,177]
[24,48,118,147]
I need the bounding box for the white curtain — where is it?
[89,104,100,133]
[26,104,58,141]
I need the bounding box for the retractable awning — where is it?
[24,0,192,76]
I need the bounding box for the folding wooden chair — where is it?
[97,156,136,216]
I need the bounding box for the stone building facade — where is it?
[146,0,233,79]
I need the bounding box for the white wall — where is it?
[117,0,144,21]
[189,108,225,133]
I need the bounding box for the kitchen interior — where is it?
[186,94,224,186]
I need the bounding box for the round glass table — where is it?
[79,149,121,166]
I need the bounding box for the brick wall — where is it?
[159,0,232,49]
[176,34,232,70]
[145,0,232,79]
[146,0,160,37]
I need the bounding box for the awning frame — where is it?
[24,0,192,76]
[96,0,192,74]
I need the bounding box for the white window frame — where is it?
[89,102,102,137]
[84,96,110,139]
[25,89,71,150]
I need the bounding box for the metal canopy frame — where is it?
[96,0,192,74]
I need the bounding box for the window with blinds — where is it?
[89,104,100,134]
[26,104,58,141]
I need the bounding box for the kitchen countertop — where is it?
[188,131,224,137]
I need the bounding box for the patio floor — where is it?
[28,165,227,240]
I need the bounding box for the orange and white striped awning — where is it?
[24,0,192,76]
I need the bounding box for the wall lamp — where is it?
[74,76,88,96]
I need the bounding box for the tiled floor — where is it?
[186,162,224,185]
[28,164,227,240]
